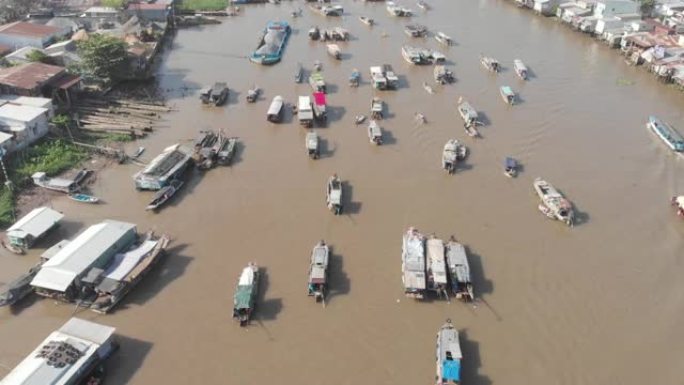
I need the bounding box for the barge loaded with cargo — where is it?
[250,21,291,65]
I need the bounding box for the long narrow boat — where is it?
[326,174,343,214]
[306,130,320,159]
[647,116,684,152]
[513,59,528,80]
[307,240,329,304]
[457,99,479,127]
[90,233,170,313]
[435,32,452,46]
[294,63,303,83]
[500,86,516,105]
[480,55,500,72]
[0,264,40,307]
[436,319,462,385]
[533,177,574,226]
[233,262,260,326]
[250,21,291,65]
[146,179,183,211]
[504,157,518,178]
[445,239,474,301]
[217,137,238,165]
[359,16,374,26]
[402,227,426,299]
[368,120,383,145]
[267,96,284,123]
[426,237,448,299]
[68,193,99,204]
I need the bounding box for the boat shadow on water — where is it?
[464,246,493,299]
[6,293,39,316]
[116,243,193,308]
[341,182,362,216]
[102,336,153,385]
[325,250,350,304]
[254,267,283,322]
[326,106,347,124]
[459,330,493,385]
[381,129,397,146]
[318,138,336,159]
[226,90,241,106]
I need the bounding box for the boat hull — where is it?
[648,116,684,152]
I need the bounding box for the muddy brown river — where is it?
[2,1,684,384]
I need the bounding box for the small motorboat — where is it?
[0,264,40,307]
[423,82,434,94]
[457,98,481,128]
[306,130,320,159]
[417,0,430,10]
[208,82,229,106]
[1,240,25,255]
[513,59,528,80]
[267,95,285,122]
[132,146,145,159]
[326,174,343,215]
[246,86,260,103]
[435,32,452,46]
[233,262,260,327]
[442,139,467,174]
[355,115,367,125]
[371,97,383,119]
[368,120,383,145]
[217,137,238,165]
[146,179,184,211]
[359,16,374,26]
[295,64,303,83]
[436,319,462,385]
[404,24,428,37]
[504,157,518,177]
[68,193,99,204]
[349,69,361,87]
[500,86,515,105]
[533,178,574,226]
[309,26,320,40]
[415,112,427,124]
[308,240,329,304]
[480,55,500,73]
[434,65,455,84]
[327,44,341,60]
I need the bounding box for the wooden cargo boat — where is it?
[307,240,329,304]
[233,262,260,326]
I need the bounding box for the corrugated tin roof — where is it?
[0,62,64,90]
[0,21,61,38]
[31,220,136,292]
[6,207,63,240]
[0,318,115,385]
[127,3,168,10]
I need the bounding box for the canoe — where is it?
[68,193,99,204]
[146,179,184,211]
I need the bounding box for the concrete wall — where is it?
[595,0,640,17]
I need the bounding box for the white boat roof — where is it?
[238,266,255,286]
[312,245,329,266]
[102,240,157,282]
[7,207,64,240]
[427,239,448,284]
[298,96,311,106]
[438,324,462,360]
[676,196,684,208]
[329,189,342,203]
[404,270,426,289]
[446,242,471,283]
[403,231,425,272]
[31,220,136,292]
[0,318,115,385]
[310,265,326,281]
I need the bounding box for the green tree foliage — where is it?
[101,0,126,8]
[26,50,55,65]
[640,0,656,17]
[76,33,128,83]
[0,0,41,22]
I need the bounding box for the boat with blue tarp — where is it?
[647,116,684,152]
[436,319,462,385]
[250,21,291,65]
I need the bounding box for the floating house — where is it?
[0,318,118,385]
[31,220,137,301]
[133,144,192,190]
[6,207,64,249]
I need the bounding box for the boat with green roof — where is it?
[233,262,260,326]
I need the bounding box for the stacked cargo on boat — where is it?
[133,144,192,190]
[0,318,118,385]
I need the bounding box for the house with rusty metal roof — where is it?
[0,21,70,49]
[0,62,80,105]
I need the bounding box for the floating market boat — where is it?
[327,44,341,60]
[233,262,260,326]
[368,120,383,145]
[480,55,500,72]
[132,146,145,159]
[359,16,374,26]
[68,193,99,204]
[217,137,238,165]
[387,1,413,16]
[306,130,320,159]
[146,179,183,211]
[309,72,326,93]
[371,97,383,119]
[267,95,284,123]
[31,171,82,194]
[426,237,448,299]
[436,319,462,385]
[200,83,228,106]
[514,59,528,80]
[457,99,480,127]
[90,233,170,313]
[402,45,433,65]
[534,177,574,226]
[431,50,446,63]
[250,21,291,65]
[404,24,427,37]
[246,86,260,103]
[435,32,452,46]
[355,115,366,125]
[313,91,327,121]
[326,174,343,215]
[309,26,320,40]
[307,240,329,303]
[504,157,518,177]
[423,82,434,94]
[349,68,360,87]
[402,227,426,299]
[0,264,40,307]
[442,139,467,174]
[434,65,454,84]
[647,116,684,152]
[500,86,516,105]
[295,63,303,83]
[446,240,474,301]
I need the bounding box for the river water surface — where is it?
[2,1,684,384]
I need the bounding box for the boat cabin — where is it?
[267,96,284,123]
[313,92,327,121]
[368,121,383,145]
[6,207,64,249]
